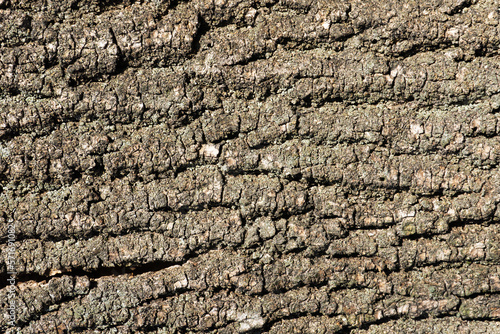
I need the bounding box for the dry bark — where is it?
[1,0,500,333]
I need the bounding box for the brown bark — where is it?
[1,0,500,332]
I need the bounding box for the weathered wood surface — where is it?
[1,0,500,332]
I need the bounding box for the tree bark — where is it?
[1,0,500,333]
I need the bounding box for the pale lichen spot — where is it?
[200,144,220,158]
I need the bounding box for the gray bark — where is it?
[1,0,500,332]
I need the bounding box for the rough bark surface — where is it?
[1,0,500,333]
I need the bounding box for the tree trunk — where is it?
[1,0,500,333]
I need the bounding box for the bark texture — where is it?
[1,0,500,332]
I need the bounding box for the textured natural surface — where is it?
[1,0,500,333]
